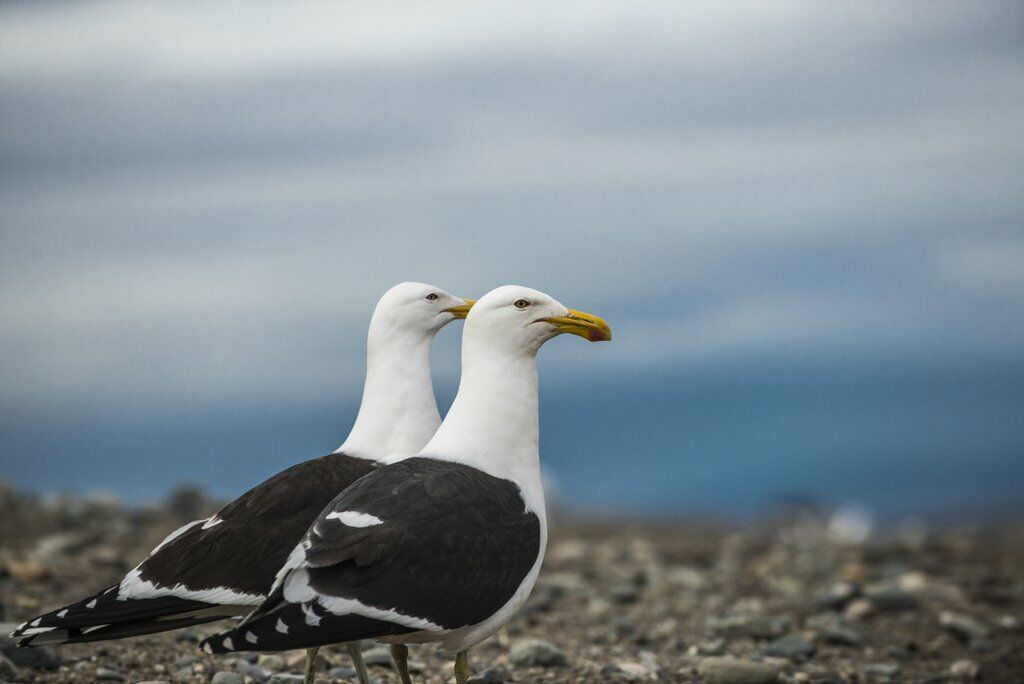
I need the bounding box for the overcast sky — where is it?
[2,1,1022,516]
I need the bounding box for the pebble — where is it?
[939,611,990,641]
[862,662,900,681]
[3,559,50,581]
[697,656,781,684]
[0,653,20,680]
[710,614,782,639]
[256,655,286,673]
[603,661,654,681]
[763,634,815,660]
[328,666,357,678]
[210,672,245,684]
[843,598,874,621]
[509,638,570,667]
[814,582,858,610]
[823,625,863,647]
[666,565,707,590]
[95,666,125,681]
[235,659,270,683]
[690,638,726,656]
[362,645,394,667]
[467,667,508,683]
[863,585,918,612]
[266,675,304,684]
[4,642,61,670]
[949,659,980,679]
[611,584,640,604]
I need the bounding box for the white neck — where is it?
[336,324,441,463]
[421,338,544,514]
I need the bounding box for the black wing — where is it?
[134,452,377,597]
[202,457,541,653]
[13,452,377,646]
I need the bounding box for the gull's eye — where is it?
[513,299,531,310]
[425,293,439,301]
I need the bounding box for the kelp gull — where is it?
[12,282,473,684]
[201,285,610,684]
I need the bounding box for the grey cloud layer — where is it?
[1,0,1022,415]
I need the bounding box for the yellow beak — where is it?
[444,298,476,319]
[542,307,612,342]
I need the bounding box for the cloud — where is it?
[1,0,1022,417]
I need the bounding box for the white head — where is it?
[367,281,474,346]
[461,284,611,359]
[422,284,609,480]
[337,282,474,462]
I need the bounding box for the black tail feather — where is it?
[11,585,240,647]
[201,602,413,653]
[17,611,235,647]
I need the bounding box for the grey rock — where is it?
[361,645,393,667]
[256,655,286,673]
[940,611,990,641]
[0,653,20,680]
[4,643,60,670]
[467,667,508,683]
[613,661,657,681]
[175,629,199,644]
[694,638,726,655]
[234,660,269,683]
[969,637,995,652]
[210,672,245,684]
[814,581,859,610]
[328,666,357,678]
[266,676,304,684]
[710,615,783,640]
[611,584,640,604]
[862,662,900,681]
[823,625,863,647]
[96,667,125,681]
[949,659,980,679]
[509,638,570,668]
[763,633,815,660]
[172,666,195,682]
[864,586,918,612]
[697,657,780,684]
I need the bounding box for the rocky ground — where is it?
[1,484,1022,683]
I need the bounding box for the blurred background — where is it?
[1,1,1022,523]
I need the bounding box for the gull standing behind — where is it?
[13,282,474,684]
[201,285,611,684]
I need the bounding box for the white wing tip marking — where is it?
[275,618,289,634]
[245,630,258,644]
[301,603,321,626]
[324,510,384,527]
[17,626,55,637]
[31,618,41,627]
[85,599,97,609]
[56,609,68,618]
[222,636,233,650]
[202,642,213,654]
[201,517,223,530]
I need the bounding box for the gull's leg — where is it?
[454,650,470,684]
[346,641,371,684]
[390,643,413,684]
[303,646,319,684]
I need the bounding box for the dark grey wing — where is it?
[201,457,541,654]
[13,452,377,646]
[134,452,377,597]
